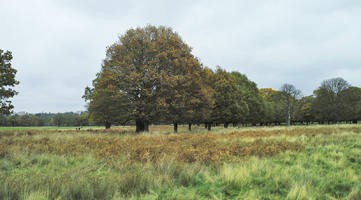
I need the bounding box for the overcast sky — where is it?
[1,0,361,113]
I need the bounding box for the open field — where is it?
[0,126,104,131]
[0,125,360,199]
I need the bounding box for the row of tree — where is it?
[84,25,361,132]
[260,78,361,126]
[0,112,89,127]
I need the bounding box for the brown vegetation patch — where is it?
[226,126,361,138]
[0,125,360,138]
[0,127,135,138]
[1,126,359,164]
[0,133,303,164]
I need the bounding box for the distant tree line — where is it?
[0,112,89,127]
[260,78,361,126]
[84,25,361,132]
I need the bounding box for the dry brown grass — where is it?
[1,124,360,137]
[1,125,360,164]
[0,132,301,165]
[226,125,361,138]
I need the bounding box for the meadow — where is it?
[0,125,360,200]
[0,126,104,131]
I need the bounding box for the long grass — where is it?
[0,126,104,131]
[0,125,360,199]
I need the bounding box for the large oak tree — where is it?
[211,68,249,128]
[231,72,265,125]
[313,77,350,123]
[85,25,208,132]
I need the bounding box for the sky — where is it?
[1,0,361,113]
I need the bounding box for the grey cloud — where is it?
[1,0,360,112]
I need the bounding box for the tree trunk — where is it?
[287,107,291,126]
[224,123,229,128]
[174,122,178,133]
[105,122,111,129]
[207,122,212,131]
[136,119,144,133]
[144,121,149,132]
[188,123,192,131]
[352,120,358,124]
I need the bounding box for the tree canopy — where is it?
[211,68,248,127]
[83,26,361,131]
[85,25,210,131]
[280,83,301,126]
[231,71,265,125]
[0,49,19,115]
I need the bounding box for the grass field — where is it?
[0,125,360,200]
[0,126,104,131]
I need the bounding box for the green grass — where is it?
[0,125,360,199]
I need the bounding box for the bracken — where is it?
[2,125,359,164]
[0,131,305,164]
